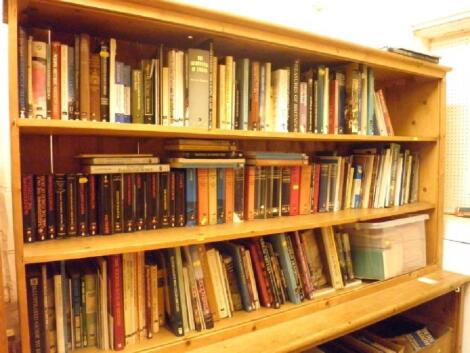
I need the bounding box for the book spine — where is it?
[299,165,312,215]
[99,42,110,122]
[123,65,131,123]
[67,46,75,121]
[34,175,47,241]
[77,174,89,236]
[142,59,155,124]
[265,167,273,218]
[45,175,56,240]
[71,275,82,348]
[18,27,28,118]
[159,172,170,227]
[108,255,125,350]
[146,173,159,229]
[244,166,255,221]
[270,167,281,217]
[224,168,234,223]
[79,34,90,120]
[87,175,97,236]
[258,237,281,308]
[66,174,78,236]
[175,170,186,227]
[318,164,329,212]
[98,174,112,235]
[197,169,209,225]
[131,69,143,124]
[253,167,261,219]
[135,174,146,230]
[60,44,69,120]
[234,167,245,222]
[208,168,218,225]
[291,232,314,299]
[285,235,304,301]
[280,167,291,216]
[312,164,321,213]
[169,171,176,227]
[72,35,80,120]
[27,268,45,353]
[53,174,66,238]
[328,75,337,134]
[289,166,300,216]
[111,174,123,233]
[258,64,265,130]
[89,53,101,121]
[334,232,348,284]
[187,49,210,128]
[49,41,61,120]
[144,265,153,338]
[289,59,300,132]
[165,249,184,336]
[299,81,307,132]
[46,38,52,119]
[247,242,272,308]
[123,173,135,232]
[216,169,225,224]
[185,169,197,226]
[249,61,260,130]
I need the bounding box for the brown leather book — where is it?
[197,168,209,225]
[51,41,61,120]
[249,61,260,130]
[299,165,312,215]
[89,53,101,121]
[244,166,255,221]
[79,33,90,120]
[224,168,234,224]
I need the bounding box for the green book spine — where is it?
[142,59,155,124]
[132,69,144,124]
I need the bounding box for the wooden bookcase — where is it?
[6,0,470,352]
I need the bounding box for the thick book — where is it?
[299,165,312,215]
[111,174,123,233]
[123,174,135,232]
[146,173,159,230]
[54,174,67,238]
[164,248,185,336]
[197,245,223,320]
[77,174,89,236]
[185,169,197,226]
[82,164,170,175]
[289,167,301,216]
[288,59,300,132]
[18,27,28,118]
[280,167,291,216]
[249,61,260,130]
[87,175,98,235]
[99,41,110,122]
[159,172,170,227]
[79,33,90,120]
[135,174,146,231]
[32,40,47,119]
[187,48,210,128]
[27,266,45,353]
[224,168,234,223]
[50,41,60,120]
[175,170,186,227]
[236,58,250,130]
[197,168,209,225]
[89,53,100,121]
[244,166,255,221]
[320,226,344,289]
[66,174,78,236]
[34,175,47,241]
[208,168,218,225]
[131,69,143,124]
[142,59,155,124]
[244,239,273,308]
[98,174,112,235]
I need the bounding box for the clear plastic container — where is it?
[344,214,429,280]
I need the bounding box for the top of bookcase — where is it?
[16,0,450,80]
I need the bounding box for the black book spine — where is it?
[35,175,47,241]
[66,174,77,236]
[289,59,300,132]
[271,167,281,217]
[280,167,291,216]
[265,167,274,218]
[123,173,135,232]
[175,170,186,227]
[159,172,170,227]
[76,174,89,236]
[54,174,67,238]
[99,41,110,122]
[98,174,112,235]
[234,167,245,221]
[164,249,184,336]
[146,173,159,230]
[22,174,36,243]
[46,175,56,240]
[27,267,45,353]
[87,175,98,235]
[134,174,146,231]
[318,163,329,213]
[169,172,176,227]
[111,174,123,233]
[142,59,155,124]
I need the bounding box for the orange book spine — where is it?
[224,168,234,223]
[244,166,255,221]
[89,53,101,121]
[51,41,61,120]
[208,168,218,225]
[299,165,312,215]
[197,168,209,225]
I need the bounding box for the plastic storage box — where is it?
[345,214,428,280]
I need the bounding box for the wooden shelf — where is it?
[69,270,469,353]
[15,119,438,142]
[23,202,434,264]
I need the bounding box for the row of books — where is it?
[19,28,394,136]
[21,144,419,243]
[27,227,360,352]
[310,315,437,352]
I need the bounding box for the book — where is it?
[79,34,90,121]
[82,164,170,174]
[187,48,210,128]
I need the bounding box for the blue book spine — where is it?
[338,72,346,134]
[267,234,302,304]
[217,169,225,224]
[68,46,75,120]
[353,164,363,208]
[71,275,82,348]
[123,64,132,123]
[367,67,375,135]
[185,168,197,226]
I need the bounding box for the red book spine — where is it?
[224,168,234,223]
[35,175,47,241]
[51,42,61,120]
[289,166,301,216]
[197,169,209,225]
[109,255,125,350]
[291,232,315,299]
[312,164,321,213]
[244,166,255,220]
[247,241,273,308]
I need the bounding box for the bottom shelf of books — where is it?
[25,221,469,353]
